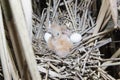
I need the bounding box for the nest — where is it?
[32,0,120,80]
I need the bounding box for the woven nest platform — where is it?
[31,0,120,79]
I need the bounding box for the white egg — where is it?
[44,33,52,43]
[70,33,82,43]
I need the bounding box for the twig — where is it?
[48,62,60,73]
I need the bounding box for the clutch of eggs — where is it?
[44,32,82,43]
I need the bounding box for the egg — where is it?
[44,33,52,43]
[70,33,82,43]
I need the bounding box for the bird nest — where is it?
[32,0,119,80]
